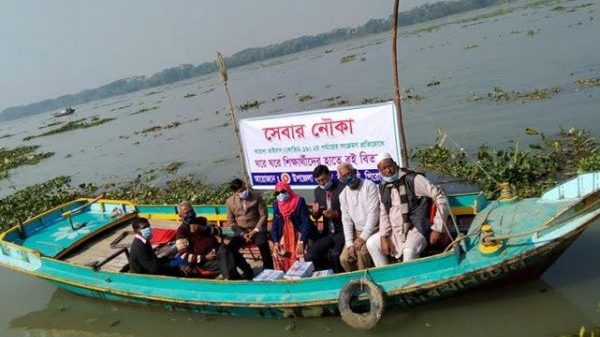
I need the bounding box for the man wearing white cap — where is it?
[366,152,450,266]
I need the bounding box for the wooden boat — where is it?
[53,107,75,117]
[0,172,598,327]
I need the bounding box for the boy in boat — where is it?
[337,162,379,272]
[305,165,345,273]
[225,178,274,271]
[129,217,186,276]
[367,152,450,266]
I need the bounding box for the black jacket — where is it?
[129,237,165,274]
[313,180,345,235]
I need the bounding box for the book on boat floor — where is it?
[283,261,314,280]
[253,269,285,281]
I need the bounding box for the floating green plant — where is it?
[464,44,479,50]
[39,121,64,129]
[340,54,358,63]
[471,86,561,103]
[412,127,598,198]
[24,117,116,141]
[239,100,263,111]
[0,134,13,139]
[272,93,286,101]
[427,80,441,87]
[0,145,55,180]
[575,78,600,87]
[130,106,159,115]
[137,121,181,135]
[298,94,314,102]
[161,161,184,174]
[322,96,348,107]
[184,93,197,98]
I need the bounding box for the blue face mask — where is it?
[140,227,153,240]
[238,189,250,199]
[182,208,196,224]
[382,172,399,183]
[343,174,357,186]
[319,180,333,190]
[277,192,289,202]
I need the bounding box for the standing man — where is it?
[226,178,273,270]
[337,162,379,272]
[366,152,450,266]
[305,165,345,273]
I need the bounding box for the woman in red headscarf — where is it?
[270,181,317,271]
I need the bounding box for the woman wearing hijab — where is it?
[270,181,317,271]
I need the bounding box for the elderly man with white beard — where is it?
[366,152,450,266]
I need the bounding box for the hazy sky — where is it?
[0,1,416,111]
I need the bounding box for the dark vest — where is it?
[379,170,432,238]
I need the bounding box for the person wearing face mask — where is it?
[305,165,345,273]
[270,181,317,271]
[337,162,380,272]
[129,217,183,275]
[225,178,273,271]
[366,153,450,267]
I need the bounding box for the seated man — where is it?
[337,162,379,272]
[226,178,273,270]
[175,214,221,278]
[129,217,185,276]
[177,201,252,280]
[366,153,450,266]
[305,165,345,273]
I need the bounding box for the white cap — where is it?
[375,152,393,166]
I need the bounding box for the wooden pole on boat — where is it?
[216,51,250,186]
[391,0,410,167]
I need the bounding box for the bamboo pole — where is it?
[216,51,250,187]
[391,0,410,168]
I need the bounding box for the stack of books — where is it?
[252,269,285,281]
[283,261,315,280]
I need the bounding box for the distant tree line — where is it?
[0,0,513,121]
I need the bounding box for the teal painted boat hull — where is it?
[1,172,599,319]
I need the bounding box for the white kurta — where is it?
[367,174,449,266]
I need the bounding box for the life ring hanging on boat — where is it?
[338,278,385,330]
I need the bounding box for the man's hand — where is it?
[244,230,257,242]
[179,265,192,276]
[296,241,304,257]
[346,245,356,259]
[429,230,441,246]
[205,250,216,261]
[353,237,366,251]
[322,209,335,218]
[381,236,392,256]
[310,203,321,214]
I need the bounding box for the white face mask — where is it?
[382,172,399,183]
[277,192,289,202]
[238,189,250,199]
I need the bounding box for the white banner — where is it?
[239,101,403,189]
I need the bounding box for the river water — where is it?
[1,0,599,335]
